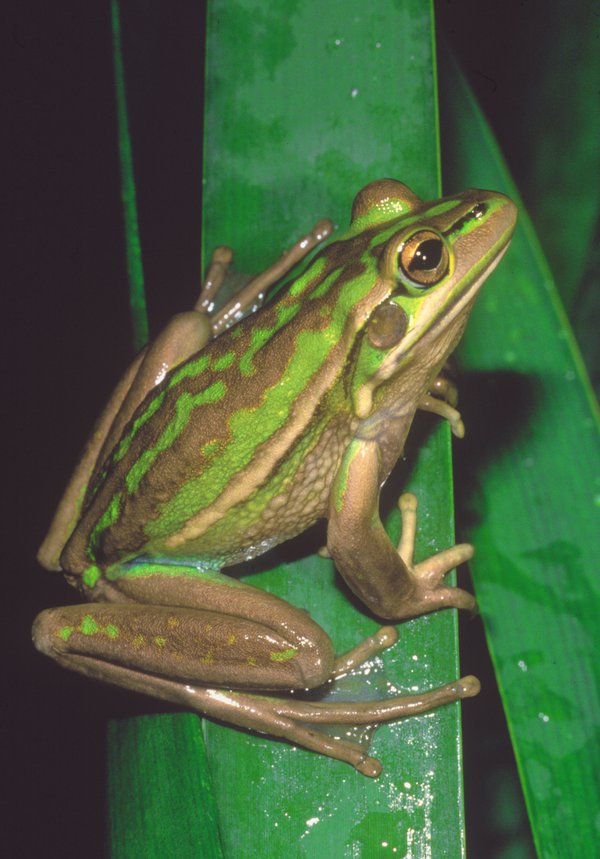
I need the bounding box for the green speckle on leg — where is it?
[105,624,119,639]
[270,648,298,662]
[80,615,100,635]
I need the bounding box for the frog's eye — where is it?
[397,230,449,287]
[366,302,408,349]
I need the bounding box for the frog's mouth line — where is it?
[431,238,511,334]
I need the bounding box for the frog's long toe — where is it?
[396,493,477,617]
[332,625,398,677]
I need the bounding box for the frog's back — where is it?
[61,248,378,574]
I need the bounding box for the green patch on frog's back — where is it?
[142,290,363,544]
[124,382,227,495]
[76,235,384,563]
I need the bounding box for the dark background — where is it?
[7,2,596,855]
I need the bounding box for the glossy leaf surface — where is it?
[199,2,465,857]
[440,51,600,859]
[108,2,469,856]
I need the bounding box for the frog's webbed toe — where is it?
[98,662,479,778]
[194,671,479,777]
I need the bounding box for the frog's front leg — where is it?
[418,393,465,438]
[328,439,475,620]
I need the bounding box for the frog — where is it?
[33,179,517,777]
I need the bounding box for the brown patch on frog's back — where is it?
[316,225,382,273]
[62,227,389,572]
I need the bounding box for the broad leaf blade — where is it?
[108,2,469,855]
[201,2,465,856]
[440,50,600,858]
[108,715,224,859]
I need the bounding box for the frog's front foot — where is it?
[394,493,476,619]
[418,364,465,437]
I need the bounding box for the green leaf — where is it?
[199,2,465,856]
[440,49,600,859]
[108,715,223,859]
[108,2,471,855]
[500,5,599,317]
[110,0,148,351]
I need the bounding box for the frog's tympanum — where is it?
[34,180,516,776]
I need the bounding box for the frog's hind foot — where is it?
[179,672,481,777]
[332,625,398,677]
[64,653,478,777]
[207,218,333,337]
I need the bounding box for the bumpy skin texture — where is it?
[34,180,516,775]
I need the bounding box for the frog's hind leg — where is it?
[32,588,335,695]
[34,651,477,777]
[33,594,478,777]
[209,218,333,336]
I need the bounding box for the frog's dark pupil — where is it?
[409,239,443,271]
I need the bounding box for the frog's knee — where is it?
[32,606,83,658]
[32,608,60,656]
[292,625,335,689]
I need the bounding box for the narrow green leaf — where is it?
[108,715,224,859]
[440,49,600,859]
[201,2,465,856]
[111,0,148,351]
[108,2,471,855]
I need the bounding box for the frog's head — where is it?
[347,179,517,419]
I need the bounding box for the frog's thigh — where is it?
[33,570,334,692]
